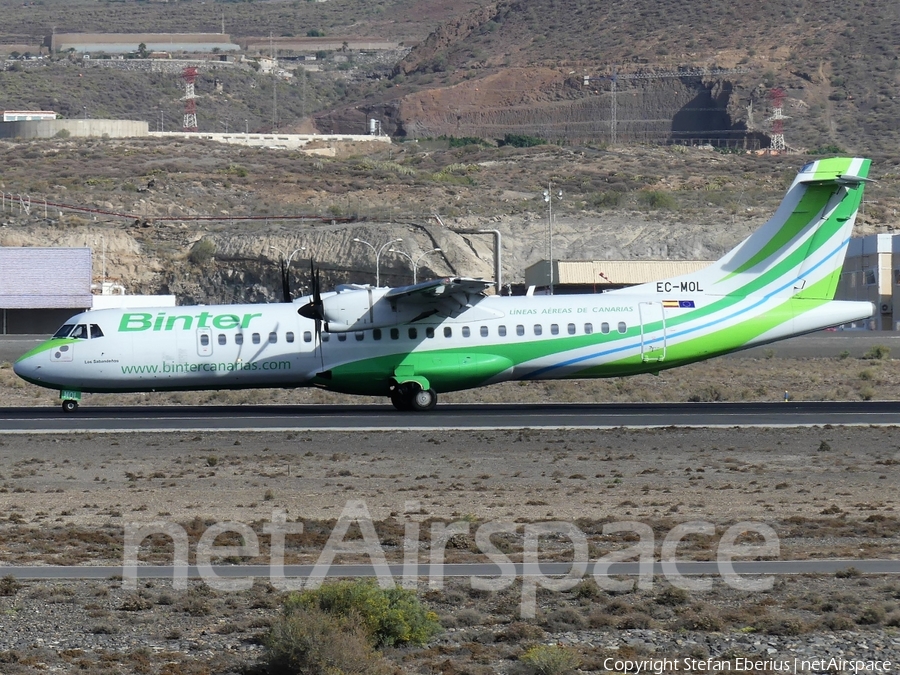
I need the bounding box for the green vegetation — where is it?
[0,575,20,597]
[281,580,441,648]
[638,190,677,210]
[863,345,891,360]
[810,145,844,155]
[265,604,391,675]
[188,238,217,266]
[499,133,547,148]
[447,135,490,147]
[520,644,580,675]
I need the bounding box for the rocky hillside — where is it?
[318,0,900,153]
[1,137,898,304]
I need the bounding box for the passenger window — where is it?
[90,324,104,339]
[200,334,210,346]
[71,324,88,339]
[567,323,576,335]
[355,332,364,341]
[601,322,610,334]
[218,334,227,346]
[462,326,470,338]
[235,333,244,345]
[618,321,627,333]
[53,324,75,339]
[337,333,347,342]
[444,326,452,338]
[286,332,295,343]
[390,328,399,340]
[516,325,525,336]
[498,325,507,337]
[426,327,434,338]
[373,329,382,340]
[550,324,559,335]
[269,332,277,344]
[303,331,312,343]
[480,325,489,337]
[584,323,593,335]
[408,327,417,339]
[252,333,260,344]
[533,324,543,336]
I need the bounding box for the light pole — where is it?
[219,120,228,133]
[82,106,87,120]
[245,119,249,134]
[390,247,441,285]
[352,237,402,287]
[543,182,563,295]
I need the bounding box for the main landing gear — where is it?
[61,399,79,413]
[390,383,438,412]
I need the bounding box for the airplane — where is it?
[14,157,874,413]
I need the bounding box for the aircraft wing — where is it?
[383,277,494,304]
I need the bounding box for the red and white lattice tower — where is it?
[181,66,198,132]
[766,87,789,152]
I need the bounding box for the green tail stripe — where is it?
[723,185,836,280]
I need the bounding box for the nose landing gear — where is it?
[59,390,82,413]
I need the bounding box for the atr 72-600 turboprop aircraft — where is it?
[15,157,875,412]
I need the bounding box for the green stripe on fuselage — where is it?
[15,338,78,363]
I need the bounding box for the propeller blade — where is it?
[298,261,326,353]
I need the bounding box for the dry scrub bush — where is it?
[520,644,580,675]
[265,604,392,675]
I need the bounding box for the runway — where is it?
[1,400,900,432]
[2,559,899,581]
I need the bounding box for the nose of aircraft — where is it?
[13,347,46,385]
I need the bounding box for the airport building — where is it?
[0,248,92,334]
[524,259,711,293]
[49,33,240,55]
[836,233,899,331]
[0,248,175,335]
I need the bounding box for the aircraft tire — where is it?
[390,389,411,411]
[411,388,437,412]
[61,400,79,413]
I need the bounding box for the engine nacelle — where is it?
[318,287,426,332]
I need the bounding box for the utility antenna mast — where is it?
[181,66,198,132]
[766,88,788,152]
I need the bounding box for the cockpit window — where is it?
[90,324,104,339]
[71,324,88,340]
[53,324,75,339]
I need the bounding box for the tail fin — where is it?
[620,157,872,300]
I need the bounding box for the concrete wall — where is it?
[0,120,149,139]
[150,131,391,150]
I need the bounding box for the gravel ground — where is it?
[0,427,899,673]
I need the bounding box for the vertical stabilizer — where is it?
[617,158,871,300]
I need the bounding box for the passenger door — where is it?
[638,301,666,362]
